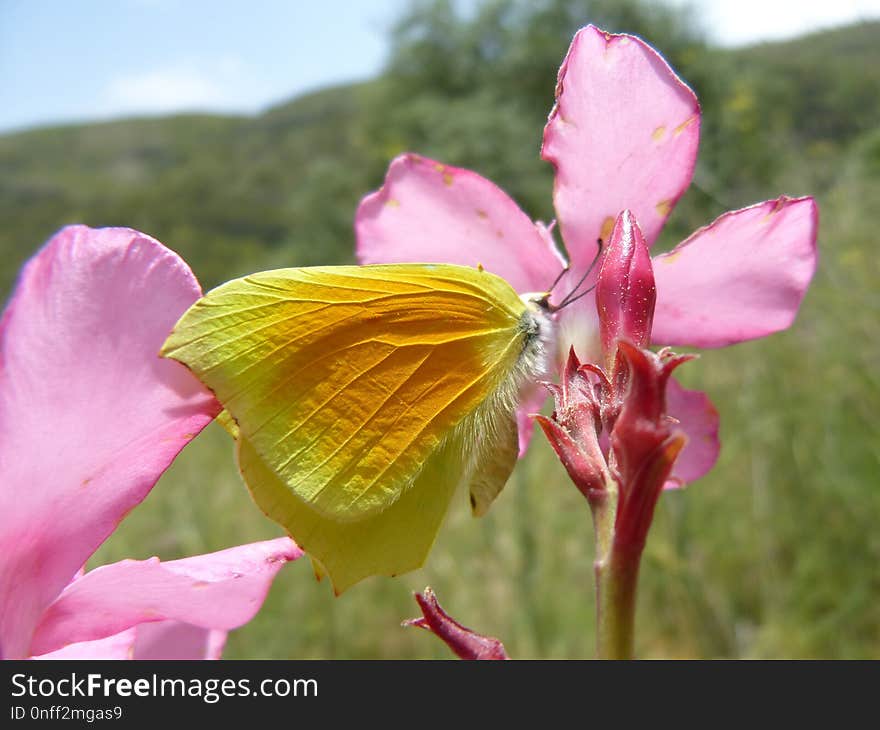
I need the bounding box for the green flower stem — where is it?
[595,542,641,660]
[590,474,644,660]
[589,476,641,660]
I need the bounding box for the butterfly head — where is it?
[517,291,556,380]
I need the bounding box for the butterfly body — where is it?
[162,263,552,591]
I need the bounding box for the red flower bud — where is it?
[610,341,694,552]
[596,211,656,369]
[534,348,611,504]
[403,587,508,660]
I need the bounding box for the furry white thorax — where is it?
[469,291,555,432]
[518,291,555,382]
[393,291,557,516]
[449,291,556,512]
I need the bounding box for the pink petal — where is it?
[553,289,602,364]
[132,621,227,660]
[516,387,550,457]
[31,621,227,660]
[665,379,720,488]
[652,197,819,348]
[542,25,700,272]
[0,225,220,659]
[32,629,137,660]
[356,153,566,294]
[28,537,301,657]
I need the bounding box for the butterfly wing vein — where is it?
[162,264,528,522]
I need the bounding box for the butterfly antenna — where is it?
[556,281,597,309]
[552,239,605,312]
[547,263,570,295]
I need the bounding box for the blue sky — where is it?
[2,0,879,133]
[0,0,406,132]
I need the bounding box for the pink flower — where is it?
[355,25,818,486]
[0,225,303,660]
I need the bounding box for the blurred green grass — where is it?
[6,1,880,658]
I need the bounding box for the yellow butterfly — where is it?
[161,263,553,593]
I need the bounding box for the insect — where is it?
[161,262,592,593]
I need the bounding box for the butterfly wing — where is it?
[466,409,520,517]
[238,428,468,594]
[161,264,527,523]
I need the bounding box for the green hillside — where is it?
[3,13,878,291]
[2,1,878,658]
[0,83,381,295]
